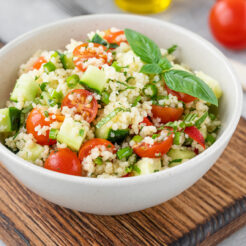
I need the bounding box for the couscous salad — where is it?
[0,28,222,178]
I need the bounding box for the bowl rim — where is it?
[0,14,242,186]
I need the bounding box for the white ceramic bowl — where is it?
[0,14,242,215]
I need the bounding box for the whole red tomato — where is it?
[209,0,246,50]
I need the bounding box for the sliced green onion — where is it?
[132,135,143,143]
[112,61,122,72]
[43,61,56,73]
[173,132,181,145]
[142,83,158,98]
[101,91,110,105]
[167,44,178,54]
[94,156,103,165]
[96,107,124,129]
[132,96,141,107]
[40,82,48,91]
[66,74,80,88]
[51,90,63,103]
[195,112,208,128]
[117,147,133,160]
[126,76,134,82]
[49,128,58,140]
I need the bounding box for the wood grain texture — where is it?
[0,118,245,246]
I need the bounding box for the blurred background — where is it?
[0,0,245,245]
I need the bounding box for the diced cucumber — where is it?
[0,107,21,132]
[80,65,107,92]
[167,148,195,160]
[200,126,207,139]
[195,71,222,99]
[168,159,183,168]
[107,129,129,143]
[10,74,40,102]
[134,158,161,176]
[17,143,44,163]
[95,124,111,139]
[57,117,87,151]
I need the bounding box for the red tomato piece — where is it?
[44,148,82,176]
[79,138,116,161]
[151,105,184,124]
[140,117,153,126]
[165,84,196,103]
[73,42,112,72]
[209,0,246,50]
[32,56,47,70]
[184,126,205,149]
[133,132,173,158]
[61,89,98,123]
[103,29,127,45]
[26,108,56,146]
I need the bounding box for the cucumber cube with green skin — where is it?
[134,158,161,176]
[80,65,107,93]
[167,148,195,160]
[57,117,87,151]
[0,107,21,132]
[10,73,40,102]
[17,143,44,163]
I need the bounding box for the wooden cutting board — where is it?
[0,118,246,246]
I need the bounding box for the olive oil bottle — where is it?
[115,0,172,14]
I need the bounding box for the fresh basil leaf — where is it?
[91,33,107,46]
[158,57,172,70]
[164,70,218,106]
[167,45,178,54]
[140,64,162,74]
[124,29,161,64]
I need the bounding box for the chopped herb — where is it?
[94,156,103,165]
[40,82,48,91]
[44,111,49,117]
[173,132,181,145]
[116,81,136,90]
[209,113,216,121]
[132,96,141,107]
[206,134,216,145]
[96,107,125,129]
[101,91,110,104]
[79,129,84,137]
[132,165,141,174]
[167,44,178,54]
[49,128,58,140]
[195,112,208,128]
[154,169,159,173]
[152,134,159,139]
[112,61,129,72]
[117,147,133,160]
[91,33,108,46]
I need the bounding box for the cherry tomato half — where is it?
[133,132,173,158]
[26,108,56,146]
[62,89,98,123]
[165,84,196,103]
[79,138,116,161]
[32,56,47,70]
[73,42,112,72]
[103,29,127,45]
[209,0,246,50]
[140,117,153,126]
[184,126,205,149]
[151,105,184,124]
[44,148,82,176]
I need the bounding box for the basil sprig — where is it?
[124,29,218,106]
[163,70,218,106]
